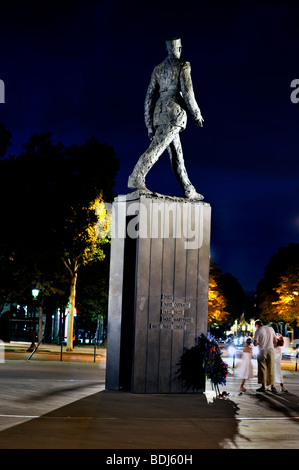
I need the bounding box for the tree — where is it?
[0,123,12,158]
[256,243,299,327]
[62,194,109,350]
[218,272,246,322]
[76,243,110,341]
[56,137,118,350]
[0,132,119,345]
[208,262,229,328]
[0,135,70,341]
[272,267,299,325]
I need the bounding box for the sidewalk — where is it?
[0,353,298,450]
[3,341,107,362]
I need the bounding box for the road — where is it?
[3,342,106,363]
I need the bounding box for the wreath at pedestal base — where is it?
[177,333,228,395]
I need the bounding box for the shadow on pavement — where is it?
[12,381,106,403]
[255,391,299,421]
[0,390,244,449]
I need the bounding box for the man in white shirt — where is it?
[254,319,277,392]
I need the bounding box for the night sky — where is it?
[1,0,299,293]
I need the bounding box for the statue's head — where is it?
[166,38,182,59]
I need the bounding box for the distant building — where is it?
[226,314,255,339]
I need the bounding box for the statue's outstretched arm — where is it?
[180,62,204,127]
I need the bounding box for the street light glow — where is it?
[32,287,39,299]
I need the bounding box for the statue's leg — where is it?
[128,125,179,190]
[167,133,204,200]
[167,134,192,190]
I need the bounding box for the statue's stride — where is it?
[128,38,204,200]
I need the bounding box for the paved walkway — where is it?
[0,350,298,451]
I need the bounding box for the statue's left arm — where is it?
[144,68,159,139]
[180,61,204,127]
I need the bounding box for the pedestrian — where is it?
[274,333,288,392]
[253,319,277,392]
[238,337,253,392]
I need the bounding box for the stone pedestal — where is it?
[105,190,211,393]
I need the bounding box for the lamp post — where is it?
[27,286,40,352]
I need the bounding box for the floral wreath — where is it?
[177,332,228,394]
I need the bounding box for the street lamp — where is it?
[27,286,40,352]
[32,287,39,300]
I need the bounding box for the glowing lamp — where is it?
[32,287,39,299]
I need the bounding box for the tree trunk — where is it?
[67,270,78,351]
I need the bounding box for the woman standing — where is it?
[238,337,254,392]
[274,334,288,392]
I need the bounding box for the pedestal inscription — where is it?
[105,191,211,393]
[150,294,191,330]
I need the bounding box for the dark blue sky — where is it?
[1,0,299,292]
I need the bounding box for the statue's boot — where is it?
[127,151,156,191]
[127,172,147,190]
[184,184,204,201]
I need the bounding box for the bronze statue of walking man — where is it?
[128,38,204,200]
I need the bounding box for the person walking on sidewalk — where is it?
[253,319,277,392]
[274,333,288,392]
[238,337,253,392]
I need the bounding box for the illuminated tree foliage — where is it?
[63,194,109,350]
[208,263,229,326]
[256,244,299,328]
[272,268,299,325]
